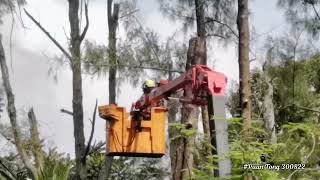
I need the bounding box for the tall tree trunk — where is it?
[194,0,211,157]
[99,1,119,179]
[237,0,251,135]
[0,37,37,178]
[172,37,206,180]
[237,1,252,180]
[68,0,86,179]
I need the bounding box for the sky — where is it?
[0,0,286,156]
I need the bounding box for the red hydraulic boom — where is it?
[133,65,227,111]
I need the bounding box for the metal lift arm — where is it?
[133,65,227,111]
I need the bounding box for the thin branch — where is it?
[311,3,320,21]
[206,33,227,39]
[204,17,238,38]
[294,104,320,114]
[286,133,316,180]
[80,3,89,42]
[0,131,15,145]
[9,9,14,71]
[87,63,184,73]
[84,99,98,159]
[60,108,74,116]
[24,9,72,60]
[134,17,162,65]
[119,9,139,19]
[88,141,106,155]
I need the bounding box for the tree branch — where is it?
[24,9,72,60]
[60,108,74,116]
[204,17,238,38]
[84,99,98,160]
[119,9,139,19]
[88,63,184,73]
[0,36,37,178]
[80,3,89,42]
[0,131,15,145]
[88,141,106,155]
[311,3,320,21]
[206,33,227,39]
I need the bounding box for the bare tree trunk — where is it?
[108,0,119,105]
[0,37,36,178]
[262,49,276,144]
[99,1,119,179]
[68,0,86,179]
[172,37,207,180]
[28,108,44,172]
[262,74,276,144]
[237,0,251,136]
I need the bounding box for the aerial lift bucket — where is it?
[99,104,167,157]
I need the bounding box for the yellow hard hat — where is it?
[143,79,156,88]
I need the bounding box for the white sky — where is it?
[0,0,285,156]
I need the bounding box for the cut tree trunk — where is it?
[262,74,276,144]
[28,108,44,171]
[237,0,251,136]
[171,37,206,180]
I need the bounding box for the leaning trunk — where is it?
[0,37,36,178]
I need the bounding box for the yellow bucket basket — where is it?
[99,104,167,157]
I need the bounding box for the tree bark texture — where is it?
[237,0,252,135]
[108,0,119,104]
[68,0,87,179]
[263,50,276,144]
[0,37,37,178]
[262,74,277,144]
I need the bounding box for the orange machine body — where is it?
[99,104,167,157]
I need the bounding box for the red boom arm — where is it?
[133,65,227,111]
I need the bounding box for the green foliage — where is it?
[109,157,168,180]
[305,55,320,93]
[86,152,104,180]
[39,148,72,180]
[169,122,197,140]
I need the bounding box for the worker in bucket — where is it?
[131,80,157,120]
